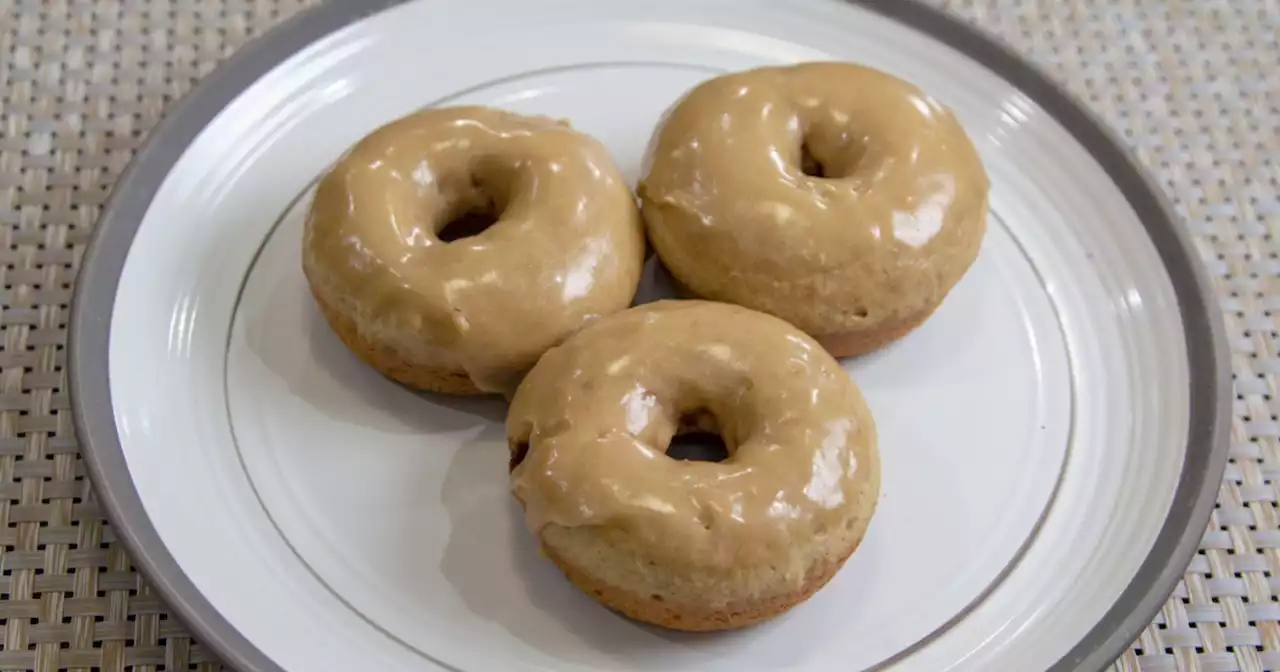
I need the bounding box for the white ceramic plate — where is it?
[69,1,1230,671]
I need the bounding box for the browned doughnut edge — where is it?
[540,533,860,632]
[310,291,486,396]
[659,261,939,359]
[814,303,938,359]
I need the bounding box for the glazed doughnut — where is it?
[639,62,989,357]
[303,106,646,395]
[508,300,880,631]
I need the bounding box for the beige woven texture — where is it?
[0,0,1275,670]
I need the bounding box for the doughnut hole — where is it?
[437,206,499,242]
[797,116,869,180]
[799,142,827,179]
[666,432,730,463]
[431,161,519,243]
[508,421,534,473]
[508,440,530,473]
[666,409,731,463]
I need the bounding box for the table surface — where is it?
[1,0,1276,670]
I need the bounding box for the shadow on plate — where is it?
[437,431,770,668]
[241,277,506,433]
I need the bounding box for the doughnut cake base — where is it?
[543,543,855,632]
[313,296,485,396]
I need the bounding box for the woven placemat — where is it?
[0,0,1274,670]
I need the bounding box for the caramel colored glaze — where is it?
[303,106,646,393]
[508,300,879,575]
[638,62,989,344]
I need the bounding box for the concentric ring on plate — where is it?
[69,1,1229,671]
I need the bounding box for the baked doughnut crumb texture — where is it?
[15,0,1269,669]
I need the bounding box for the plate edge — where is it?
[65,1,1233,671]
[68,3,405,672]
[852,3,1230,671]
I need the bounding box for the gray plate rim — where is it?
[67,1,1231,671]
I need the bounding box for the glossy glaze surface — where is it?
[508,300,880,572]
[303,106,645,392]
[86,0,1221,668]
[640,62,989,339]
